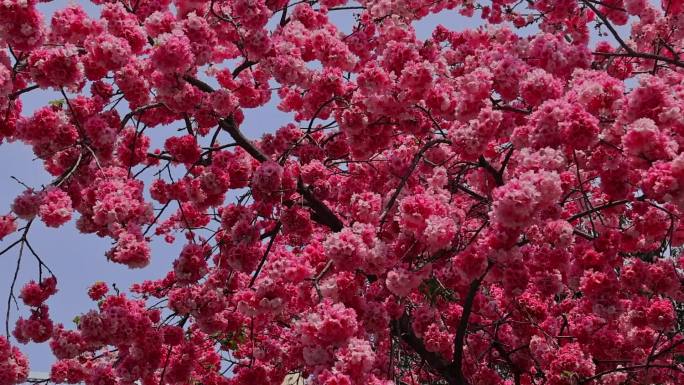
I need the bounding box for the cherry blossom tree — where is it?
[1,0,684,384]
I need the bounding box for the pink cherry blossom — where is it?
[38,188,73,228]
[13,305,54,344]
[19,276,57,308]
[28,45,84,90]
[0,1,683,385]
[0,215,17,241]
[0,337,29,385]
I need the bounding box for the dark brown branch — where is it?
[449,181,489,203]
[54,151,83,187]
[451,266,490,385]
[8,84,39,100]
[3,154,81,335]
[183,114,195,136]
[584,0,684,68]
[207,127,223,164]
[478,155,504,187]
[0,239,22,258]
[583,0,631,52]
[60,88,86,138]
[500,146,514,173]
[593,51,684,69]
[310,260,334,302]
[379,139,451,226]
[148,143,237,165]
[588,0,626,11]
[143,201,171,237]
[491,341,522,385]
[392,313,459,385]
[573,228,596,240]
[183,75,345,233]
[119,103,165,130]
[4,219,35,338]
[491,99,531,115]
[24,239,54,276]
[327,5,367,10]
[580,364,684,384]
[5,243,22,338]
[279,1,289,26]
[298,178,344,232]
[233,60,258,78]
[567,199,629,222]
[184,75,268,161]
[183,75,216,93]
[249,222,282,287]
[414,105,447,135]
[307,97,339,133]
[259,224,281,240]
[218,116,269,162]
[147,152,175,162]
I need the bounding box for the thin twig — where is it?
[249,222,282,288]
[379,139,450,227]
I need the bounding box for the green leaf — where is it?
[48,99,64,108]
[561,370,576,379]
[419,277,456,304]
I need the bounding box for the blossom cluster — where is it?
[1,0,684,385]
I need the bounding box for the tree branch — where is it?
[120,103,165,130]
[391,313,459,385]
[249,222,282,287]
[233,60,258,78]
[451,266,490,385]
[8,84,39,100]
[567,199,629,222]
[217,116,269,162]
[583,0,684,69]
[580,364,684,384]
[298,178,344,232]
[478,155,504,187]
[183,75,345,233]
[379,139,451,226]
[449,181,489,203]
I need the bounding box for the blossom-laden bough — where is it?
[1,0,684,384]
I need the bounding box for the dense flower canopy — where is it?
[1,0,684,384]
